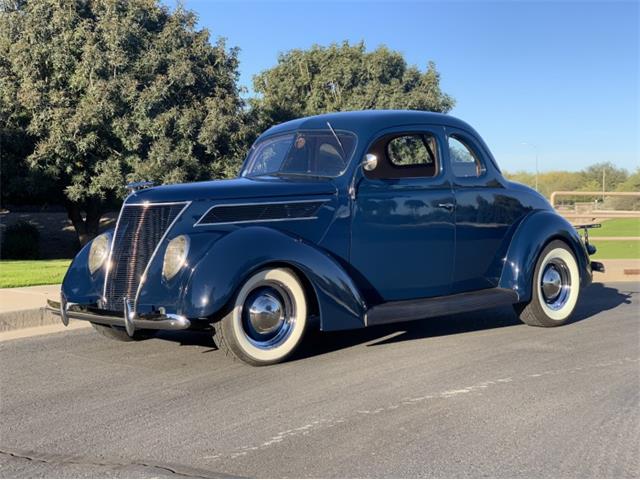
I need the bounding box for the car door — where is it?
[446,127,526,292]
[350,126,455,303]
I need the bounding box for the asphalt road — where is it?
[1,282,638,478]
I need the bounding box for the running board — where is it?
[365,288,519,326]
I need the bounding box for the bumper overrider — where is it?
[46,293,190,336]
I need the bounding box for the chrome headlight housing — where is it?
[162,235,190,280]
[88,233,111,274]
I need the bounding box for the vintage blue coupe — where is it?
[48,110,602,365]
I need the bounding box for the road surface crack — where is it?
[0,448,228,478]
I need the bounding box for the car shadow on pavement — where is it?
[154,329,217,349]
[152,282,636,360]
[569,281,634,323]
[296,304,521,360]
[293,281,636,360]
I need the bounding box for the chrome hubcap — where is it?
[541,267,562,301]
[540,259,571,310]
[248,292,284,335]
[241,284,295,349]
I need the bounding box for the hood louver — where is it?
[196,200,326,225]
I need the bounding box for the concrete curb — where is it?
[0,321,90,342]
[0,307,59,332]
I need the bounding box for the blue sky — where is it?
[177,0,638,173]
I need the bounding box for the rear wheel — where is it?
[515,240,580,327]
[91,323,152,342]
[213,267,308,366]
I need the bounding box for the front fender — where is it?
[181,226,366,331]
[61,231,112,304]
[499,210,591,302]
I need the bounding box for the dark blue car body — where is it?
[59,110,592,337]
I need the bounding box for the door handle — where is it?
[438,202,455,211]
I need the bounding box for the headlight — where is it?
[88,233,110,274]
[162,235,190,280]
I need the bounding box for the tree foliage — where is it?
[580,162,629,192]
[0,0,248,244]
[251,41,455,129]
[613,168,640,210]
[1,3,458,248]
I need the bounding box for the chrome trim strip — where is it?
[197,216,320,227]
[133,201,191,311]
[47,299,190,331]
[123,201,191,207]
[194,198,329,227]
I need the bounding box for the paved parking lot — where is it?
[1,282,638,478]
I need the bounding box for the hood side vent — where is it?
[197,200,326,225]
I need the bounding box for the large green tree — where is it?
[0,0,248,245]
[251,41,455,129]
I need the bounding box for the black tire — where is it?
[515,240,581,327]
[213,267,308,366]
[91,323,153,342]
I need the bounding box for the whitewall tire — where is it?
[515,240,580,327]
[213,267,308,365]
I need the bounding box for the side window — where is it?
[366,132,439,179]
[448,135,485,178]
[387,135,434,167]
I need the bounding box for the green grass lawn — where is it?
[0,259,71,288]
[590,240,640,260]
[588,218,640,237]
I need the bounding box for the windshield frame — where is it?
[240,128,359,179]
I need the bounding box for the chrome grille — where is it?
[103,202,187,311]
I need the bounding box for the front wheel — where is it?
[213,267,308,366]
[515,240,581,327]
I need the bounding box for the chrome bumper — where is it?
[46,298,191,335]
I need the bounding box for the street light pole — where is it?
[521,142,539,191]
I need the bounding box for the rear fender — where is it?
[499,210,591,302]
[181,226,366,331]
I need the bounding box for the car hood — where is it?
[126,176,338,204]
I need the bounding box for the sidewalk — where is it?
[594,259,640,282]
[0,284,62,332]
[0,284,60,313]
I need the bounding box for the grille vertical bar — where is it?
[103,202,187,311]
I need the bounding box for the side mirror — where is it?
[362,153,378,171]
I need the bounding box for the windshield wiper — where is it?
[326,121,346,160]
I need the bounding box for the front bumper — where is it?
[46,298,191,335]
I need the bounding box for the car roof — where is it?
[260,110,477,138]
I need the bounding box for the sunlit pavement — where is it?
[1,282,638,478]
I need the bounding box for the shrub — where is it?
[1,221,40,259]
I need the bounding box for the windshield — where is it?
[241,130,357,178]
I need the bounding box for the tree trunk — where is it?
[66,201,102,247]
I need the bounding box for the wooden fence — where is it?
[550,191,640,223]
